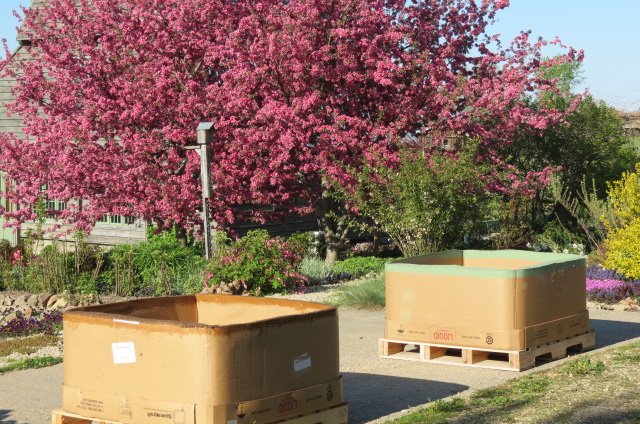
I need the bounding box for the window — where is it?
[38,184,67,218]
[97,214,136,226]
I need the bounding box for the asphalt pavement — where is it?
[1,308,639,424]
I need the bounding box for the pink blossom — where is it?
[11,249,23,265]
[0,0,581,234]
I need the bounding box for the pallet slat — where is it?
[379,330,596,372]
[51,403,348,424]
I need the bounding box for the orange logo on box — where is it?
[432,328,455,342]
[277,394,298,414]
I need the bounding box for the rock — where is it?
[14,294,29,307]
[52,298,68,309]
[4,312,18,324]
[38,293,54,308]
[0,293,5,305]
[22,307,34,319]
[46,295,59,308]
[200,286,214,294]
[26,295,39,307]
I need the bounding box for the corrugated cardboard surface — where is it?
[63,295,341,423]
[385,250,589,350]
[63,377,343,424]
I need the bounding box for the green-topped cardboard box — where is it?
[385,249,591,351]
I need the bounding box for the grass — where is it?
[0,356,62,374]
[564,357,605,376]
[0,334,59,357]
[387,340,640,423]
[329,274,385,309]
[391,398,466,424]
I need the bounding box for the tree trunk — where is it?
[319,177,349,266]
[323,219,340,266]
[175,224,188,246]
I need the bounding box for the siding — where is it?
[21,220,148,246]
[0,45,29,141]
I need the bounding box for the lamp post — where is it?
[187,122,214,259]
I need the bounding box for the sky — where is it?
[1,0,639,111]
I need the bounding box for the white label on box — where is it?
[293,353,311,372]
[112,342,136,364]
[227,421,238,424]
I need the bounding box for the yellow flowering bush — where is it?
[603,164,640,279]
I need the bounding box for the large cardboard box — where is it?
[385,250,591,350]
[62,295,342,424]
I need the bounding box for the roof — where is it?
[16,0,48,44]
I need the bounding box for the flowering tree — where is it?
[0,0,581,260]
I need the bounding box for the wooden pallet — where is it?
[52,403,348,424]
[379,330,596,372]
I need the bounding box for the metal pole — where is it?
[196,122,214,260]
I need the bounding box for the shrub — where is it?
[603,164,640,279]
[298,257,333,285]
[101,230,205,296]
[286,232,314,263]
[205,230,305,295]
[332,256,390,278]
[529,220,584,255]
[603,220,640,280]
[344,143,491,257]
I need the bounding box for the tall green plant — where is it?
[346,144,490,257]
[101,230,204,296]
[550,177,615,251]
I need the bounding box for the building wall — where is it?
[20,218,147,247]
[0,42,146,247]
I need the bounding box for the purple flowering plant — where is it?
[0,309,63,338]
[586,265,640,303]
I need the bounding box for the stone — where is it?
[26,295,40,307]
[22,307,34,319]
[14,294,29,307]
[46,295,59,308]
[53,298,68,309]
[4,312,18,324]
[200,286,214,294]
[38,293,54,307]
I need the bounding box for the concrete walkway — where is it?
[1,308,639,424]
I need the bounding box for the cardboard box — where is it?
[62,295,342,423]
[385,250,591,350]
